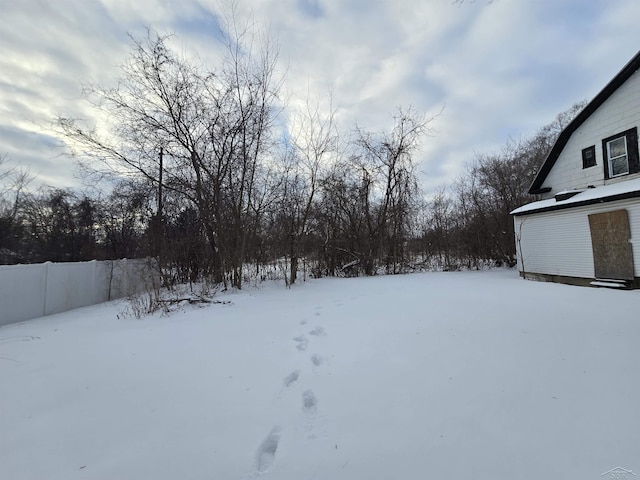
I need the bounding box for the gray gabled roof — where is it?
[529,50,640,194]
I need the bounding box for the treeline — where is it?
[0,178,150,264]
[0,102,583,285]
[0,24,585,287]
[0,108,429,288]
[419,101,584,269]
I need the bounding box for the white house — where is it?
[511,50,640,288]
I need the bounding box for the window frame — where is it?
[602,127,640,179]
[581,145,596,169]
[607,136,628,177]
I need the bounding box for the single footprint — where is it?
[256,428,281,473]
[283,370,300,387]
[309,326,325,336]
[310,354,324,366]
[294,335,308,351]
[302,390,317,413]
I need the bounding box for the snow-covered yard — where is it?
[1,269,639,479]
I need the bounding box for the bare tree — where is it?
[0,155,31,262]
[100,180,154,260]
[352,108,432,274]
[216,11,283,288]
[278,93,338,284]
[425,186,454,267]
[58,19,282,286]
[421,102,587,269]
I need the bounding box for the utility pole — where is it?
[156,147,164,261]
[158,147,163,220]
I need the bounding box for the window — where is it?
[607,137,628,176]
[582,145,596,169]
[602,127,640,179]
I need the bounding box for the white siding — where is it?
[514,199,640,279]
[541,69,640,196]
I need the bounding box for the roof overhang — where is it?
[528,50,640,194]
[512,178,640,216]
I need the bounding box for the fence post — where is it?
[42,261,51,317]
[90,260,98,304]
[122,258,128,297]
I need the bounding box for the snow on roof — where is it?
[555,189,585,196]
[511,177,640,215]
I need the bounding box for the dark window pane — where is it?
[612,155,629,176]
[582,146,596,168]
[609,137,627,158]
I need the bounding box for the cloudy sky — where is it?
[2,0,640,193]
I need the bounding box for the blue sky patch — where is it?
[297,0,324,19]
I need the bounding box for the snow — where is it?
[1,269,639,479]
[590,280,629,288]
[511,177,640,215]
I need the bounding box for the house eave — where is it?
[528,50,640,194]
[512,189,640,216]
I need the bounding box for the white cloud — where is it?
[2,0,640,193]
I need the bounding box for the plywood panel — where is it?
[588,209,634,280]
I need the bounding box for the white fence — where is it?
[0,258,158,327]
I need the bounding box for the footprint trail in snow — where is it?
[309,326,325,336]
[293,335,308,351]
[253,315,329,471]
[302,390,318,413]
[283,370,300,388]
[255,428,281,473]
